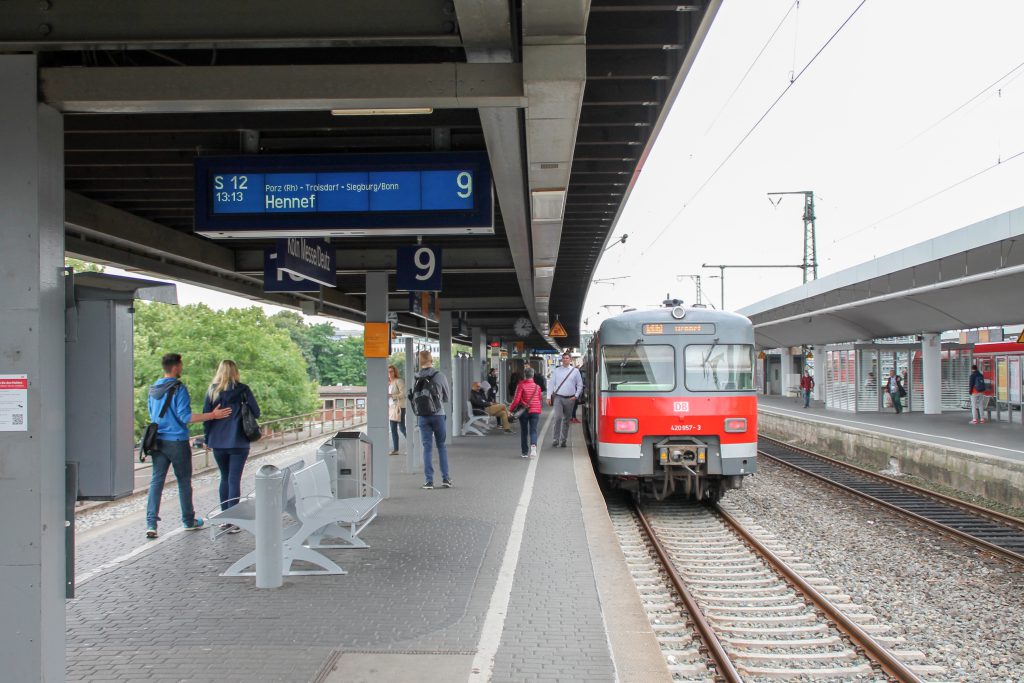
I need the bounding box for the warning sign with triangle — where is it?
[550,319,568,338]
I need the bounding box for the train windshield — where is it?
[601,344,675,392]
[684,344,755,391]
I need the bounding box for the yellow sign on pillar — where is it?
[550,320,568,338]
[364,323,391,358]
[1018,329,1024,345]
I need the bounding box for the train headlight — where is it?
[613,418,639,434]
[724,417,748,433]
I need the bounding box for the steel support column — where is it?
[922,332,942,415]
[365,272,389,497]
[471,326,486,381]
[439,311,453,445]
[404,336,420,474]
[780,351,795,398]
[0,54,66,683]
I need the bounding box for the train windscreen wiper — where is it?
[702,338,721,389]
[619,338,643,369]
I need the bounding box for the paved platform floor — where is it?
[67,415,667,682]
[760,394,1024,462]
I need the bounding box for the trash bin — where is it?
[317,432,372,499]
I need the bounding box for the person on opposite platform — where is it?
[470,381,513,432]
[146,353,231,538]
[547,352,583,448]
[885,368,905,414]
[509,366,544,458]
[409,350,452,490]
[968,364,988,424]
[486,367,499,402]
[387,364,407,454]
[799,370,815,408]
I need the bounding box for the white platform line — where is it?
[468,412,554,683]
[74,527,185,587]
[762,405,1024,456]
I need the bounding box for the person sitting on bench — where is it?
[470,381,513,432]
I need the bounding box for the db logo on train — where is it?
[673,401,690,413]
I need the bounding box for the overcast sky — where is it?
[583,0,1024,329]
[115,1,1024,336]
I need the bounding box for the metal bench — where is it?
[286,460,383,574]
[208,459,305,541]
[464,399,494,436]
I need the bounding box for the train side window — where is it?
[601,344,675,392]
[684,344,755,392]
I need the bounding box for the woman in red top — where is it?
[509,366,544,458]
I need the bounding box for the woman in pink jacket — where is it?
[509,366,544,458]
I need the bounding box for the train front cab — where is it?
[585,309,758,501]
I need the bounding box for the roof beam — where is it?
[0,0,459,50]
[235,247,515,273]
[42,63,526,114]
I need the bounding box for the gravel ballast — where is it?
[722,458,1024,682]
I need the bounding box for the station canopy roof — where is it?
[739,206,1024,349]
[1,0,722,349]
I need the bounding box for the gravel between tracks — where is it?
[721,458,1024,683]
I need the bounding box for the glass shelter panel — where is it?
[857,349,879,412]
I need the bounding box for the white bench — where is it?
[215,459,382,577]
[464,400,494,436]
[287,460,383,574]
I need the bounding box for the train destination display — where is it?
[195,152,493,237]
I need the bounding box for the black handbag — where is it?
[141,381,180,461]
[510,386,538,420]
[239,391,262,442]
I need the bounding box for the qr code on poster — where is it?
[12,414,24,425]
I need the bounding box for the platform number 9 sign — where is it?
[397,245,443,292]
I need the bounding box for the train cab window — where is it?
[684,344,755,392]
[601,345,675,392]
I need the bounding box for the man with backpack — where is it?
[145,353,232,538]
[409,350,452,490]
[968,364,987,425]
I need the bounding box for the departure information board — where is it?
[194,152,493,237]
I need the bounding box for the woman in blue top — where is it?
[203,360,261,529]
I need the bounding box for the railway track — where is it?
[611,500,937,682]
[758,436,1024,564]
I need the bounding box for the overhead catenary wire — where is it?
[901,58,1024,148]
[703,0,800,136]
[833,148,1024,244]
[643,0,869,254]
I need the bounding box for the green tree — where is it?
[134,302,319,437]
[334,335,368,386]
[65,257,104,273]
[269,312,354,385]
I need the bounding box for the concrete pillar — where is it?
[439,311,453,444]
[451,353,464,437]
[780,351,794,397]
[471,327,486,381]
[813,348,826,402]
[922,332,942,414]
[365,272,389,497]
[0,55,66,683]
[404,336,420,473]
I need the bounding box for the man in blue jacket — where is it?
[145,353,231,538]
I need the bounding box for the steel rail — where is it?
[713,505,924,683]
[631,501,743,683]
[759,436,1024,565]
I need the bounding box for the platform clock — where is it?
[513,317,534,338]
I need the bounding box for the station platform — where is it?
[758,395,1024,508]
[67,417,668,683]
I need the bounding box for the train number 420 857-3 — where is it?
[671,424,702,432]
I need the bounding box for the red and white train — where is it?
[582,301,758,501]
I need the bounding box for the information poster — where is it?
[0,374,28,431]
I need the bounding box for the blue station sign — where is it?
[396,245,442,292]
[194,152,493,238]
[263,248,320,292]
[276,237,336,288]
